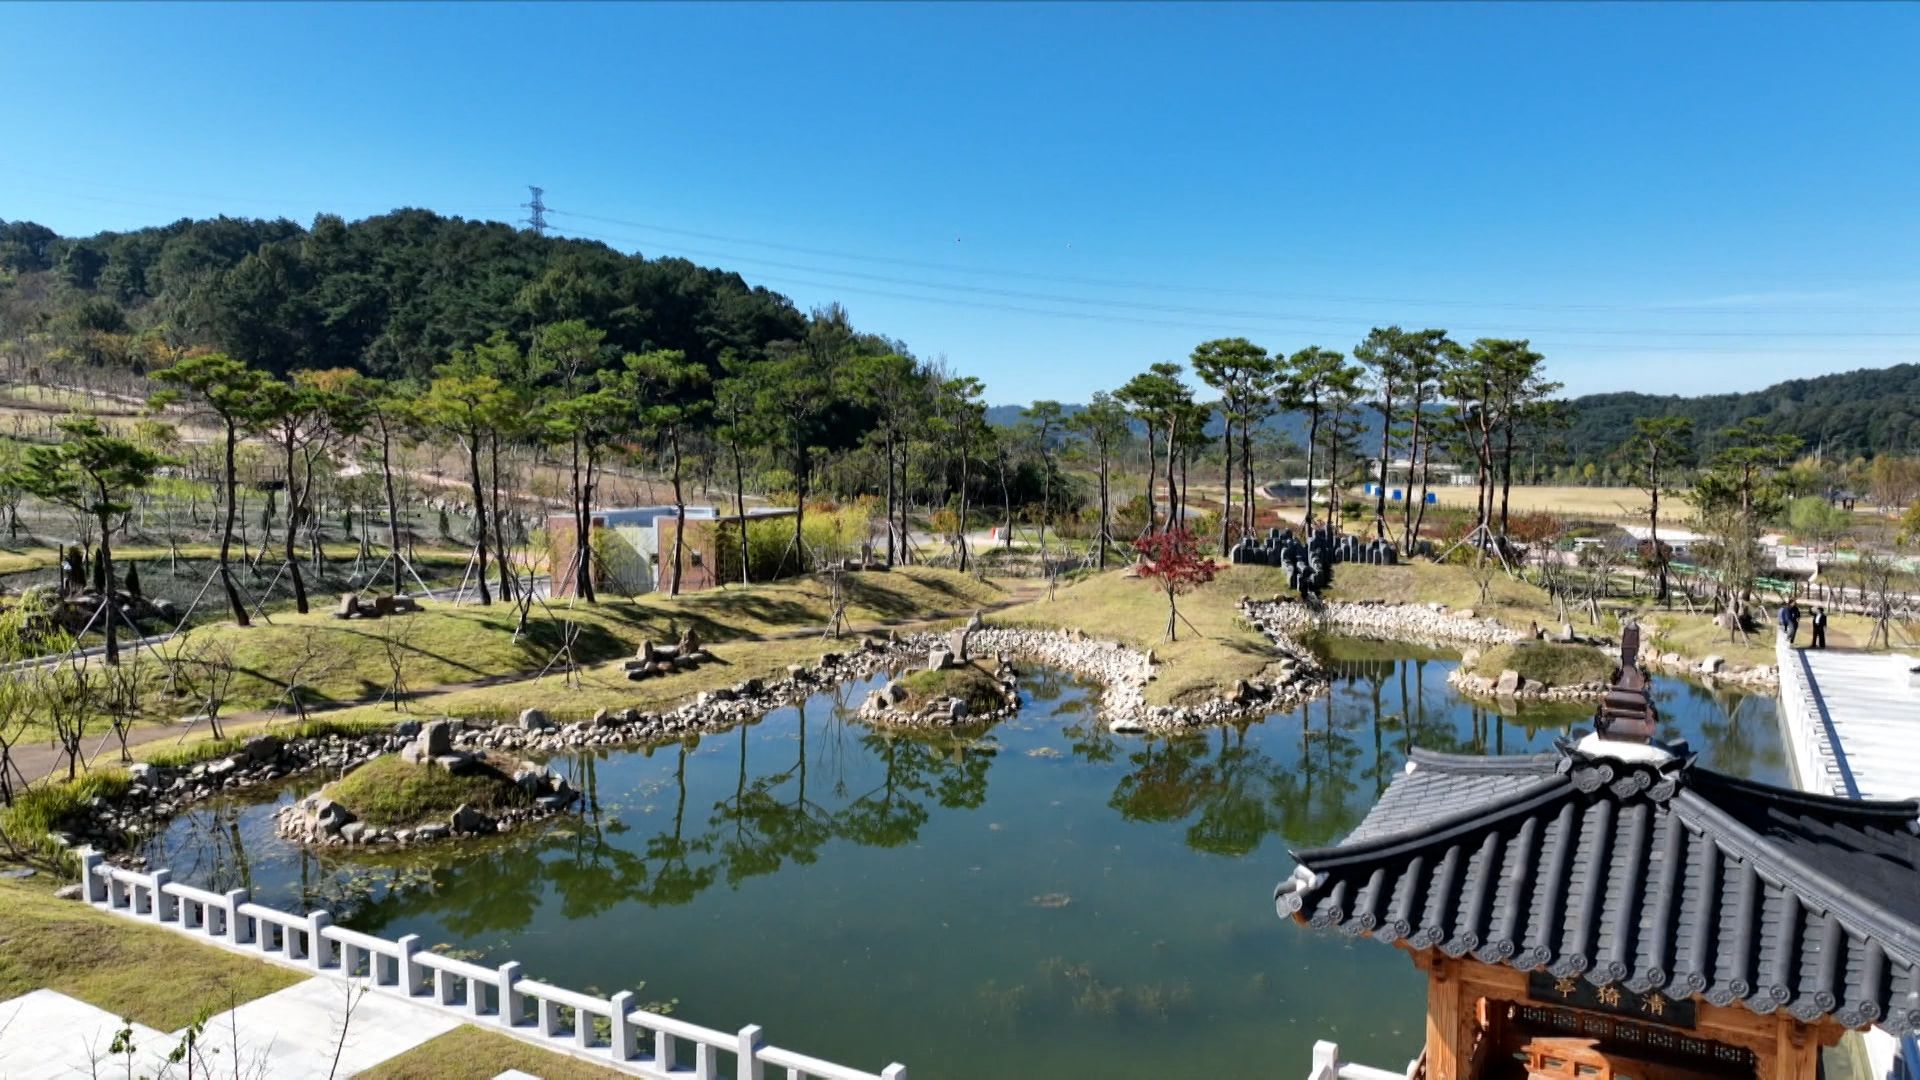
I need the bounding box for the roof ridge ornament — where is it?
[1594,619,1662,743]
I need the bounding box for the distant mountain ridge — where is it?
[989,362,1920,463]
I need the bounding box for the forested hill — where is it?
[1554,364,1920,461]
[0,212,814,379]
[989,363,1920,464]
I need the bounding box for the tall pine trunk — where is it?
[491,434,513,601]
[1373,390,1394,541]
[571,432,593,602]
[669,428,688,597]
[218,419,250,626]
[1142,423,1158,534]
[883,432,896,566]
[283,438,309,614]
[1096,444,1110,570]
[464,435,492,605]
[730,436,750,586]
[1220,415,1234,552]
[957,449,972,572]
[97,503,118,665]
[1304,403,1321,529]
[1241,420,1255,538]
[380,419,403,597]
[1164,415,1180,532]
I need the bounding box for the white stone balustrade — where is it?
[1309,1041,1419,1080]
[77,850,906,1080]
[1774,632,1859,798]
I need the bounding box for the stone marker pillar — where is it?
[609,990,635,1057]
[738,1024,766,1080]
[79,848,105,904]
[223,888,251,943]
[307,910,332,971]
[498,961,523,1026]
[398,934,426,996]
[148,869,172,923]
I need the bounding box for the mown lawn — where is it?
[0,877,301,1031]
[29,566,1005,735]
[359,1025,628,1079]
[1469,641,1614,686]
[0,541,474,577]
[997,564,1297,706]
[325,753,530,827]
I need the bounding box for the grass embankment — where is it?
[0,541,474,577]
[895,660,1008,715]
[1470,642,1613,687]
[998,564,1296,707]
[360,1026,627,1079]
[0,877,302,1030]
[1325,560,1845,670]
[324,753,530,827]
[30,566,1006,734]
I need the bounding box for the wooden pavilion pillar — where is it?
[1419,955,1482,1080]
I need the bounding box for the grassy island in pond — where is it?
[893,661,1010,716]
[1469,641,1613,688]
[325,753,532,828]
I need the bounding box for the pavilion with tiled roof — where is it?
[1277,733,1920,1080]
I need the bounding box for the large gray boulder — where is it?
[242,734,283,764]
[1494,669,1523,696]
[449,803,495,835]
[419,719,454,756]
[518,708,552,732]
[311,797,355,835]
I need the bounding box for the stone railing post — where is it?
[307,911,332,971]
[882,1065,909,1080]
[736,1024,764,1080]
[79,849,105,904]
[223,889,251,943]
[148,869,172,923]
[497,961,523,1026]
[397,935,425,996]
[1312,1040,1341,1080]
[538,994,560,1038]
[608,991,635,1060]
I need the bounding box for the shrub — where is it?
[712,504,875,582]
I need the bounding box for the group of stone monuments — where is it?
[623,627,714,680]
[1229,526,1400,596]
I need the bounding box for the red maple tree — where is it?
[1132,527,1217,641]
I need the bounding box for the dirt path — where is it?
[16,579,1049,786]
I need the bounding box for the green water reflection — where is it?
[145,650,1784,1078]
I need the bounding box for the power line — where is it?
[542,225,1914,356]
[543,222,1920,342]
[545,207,1920,318]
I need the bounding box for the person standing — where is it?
[1779,600,1800,645]
[1811,607,1829,649]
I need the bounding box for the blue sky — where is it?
[4,2,1918,403]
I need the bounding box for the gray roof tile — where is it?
[1277,744,1920,1036]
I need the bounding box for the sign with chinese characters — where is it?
[1525,971,1696,1030]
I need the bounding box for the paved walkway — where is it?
[1794,645,1920,801]
[0,977,468,1078]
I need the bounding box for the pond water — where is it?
[143,645,1785,1078]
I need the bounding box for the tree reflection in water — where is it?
[145,650,1785,959]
